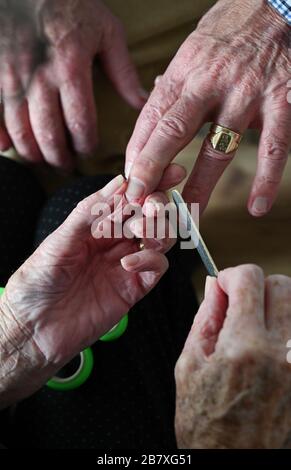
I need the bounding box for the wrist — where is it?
[0,289,55,409]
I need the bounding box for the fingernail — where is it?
[251,197,268,215]
[129,219,144,238]
[125,161,133,180]
[154,76,162,86]
[121,253,140,268]
[145,199,161,217]
[205,276,216,297]
[126,177,145,202]
[99,174,125,198]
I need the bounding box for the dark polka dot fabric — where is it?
[0,158,45,286]
[1,165,198,449]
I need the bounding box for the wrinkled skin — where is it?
[0,0,146,167]
[0,175,180,408]
[126,0,291,217]
[175,265,291,449]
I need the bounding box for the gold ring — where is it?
[139,241,145,251]
[208,124,243,154]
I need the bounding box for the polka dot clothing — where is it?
[0,159,198,449]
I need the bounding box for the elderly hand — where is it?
[125,0,291,217]
[0,173,179,408]
[175,265,291,449]
[0,0,146,168]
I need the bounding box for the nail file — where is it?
[171,190,219,278]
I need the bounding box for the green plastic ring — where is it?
[0,287,5,297]
[46,347,94,391]
[100,314,128,342]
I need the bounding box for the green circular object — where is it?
[46,348,94,391]
[0,287,5,297]
[100,314,128,342]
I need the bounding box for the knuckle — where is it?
[207,58,229,82]
[75,197,91,215]
[137,154,165,175]
[261,135,288,161]
[237,73,260,96]
[225,343,267,366]
[66,116,90,137]
[256,174,281,186]
[157,113,188,140]
[143,102,163,125]
[13,127,31,144]
[38,131,63,151]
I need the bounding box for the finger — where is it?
[248,97,291,217]
[127,214,176,254]
[28,70,73,170]
[121,249,169,293]
[125,76,183,178]
[265,275,291,343]
[2,62,42,162]
[1,58,24,100]
[143,191,170,217]
[126,94,209,201]
[156,163,187,191]
[217,264,266,335]
[4,98,42,162]
[100,18,148,110]
[183,102,251,209]
[125,35,202,178]
[177,276,228,374]
[57,53,98,155]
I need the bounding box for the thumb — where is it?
[43,175,126,251]
[181,276,227,367]
[121,249,169,295]
[100,20,148,110]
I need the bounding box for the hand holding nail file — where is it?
[171,190,219,278]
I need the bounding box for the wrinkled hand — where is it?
[175,265,291,449]
[0,174,179,391]
[126,0,291,216]
[0,0,146,167]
